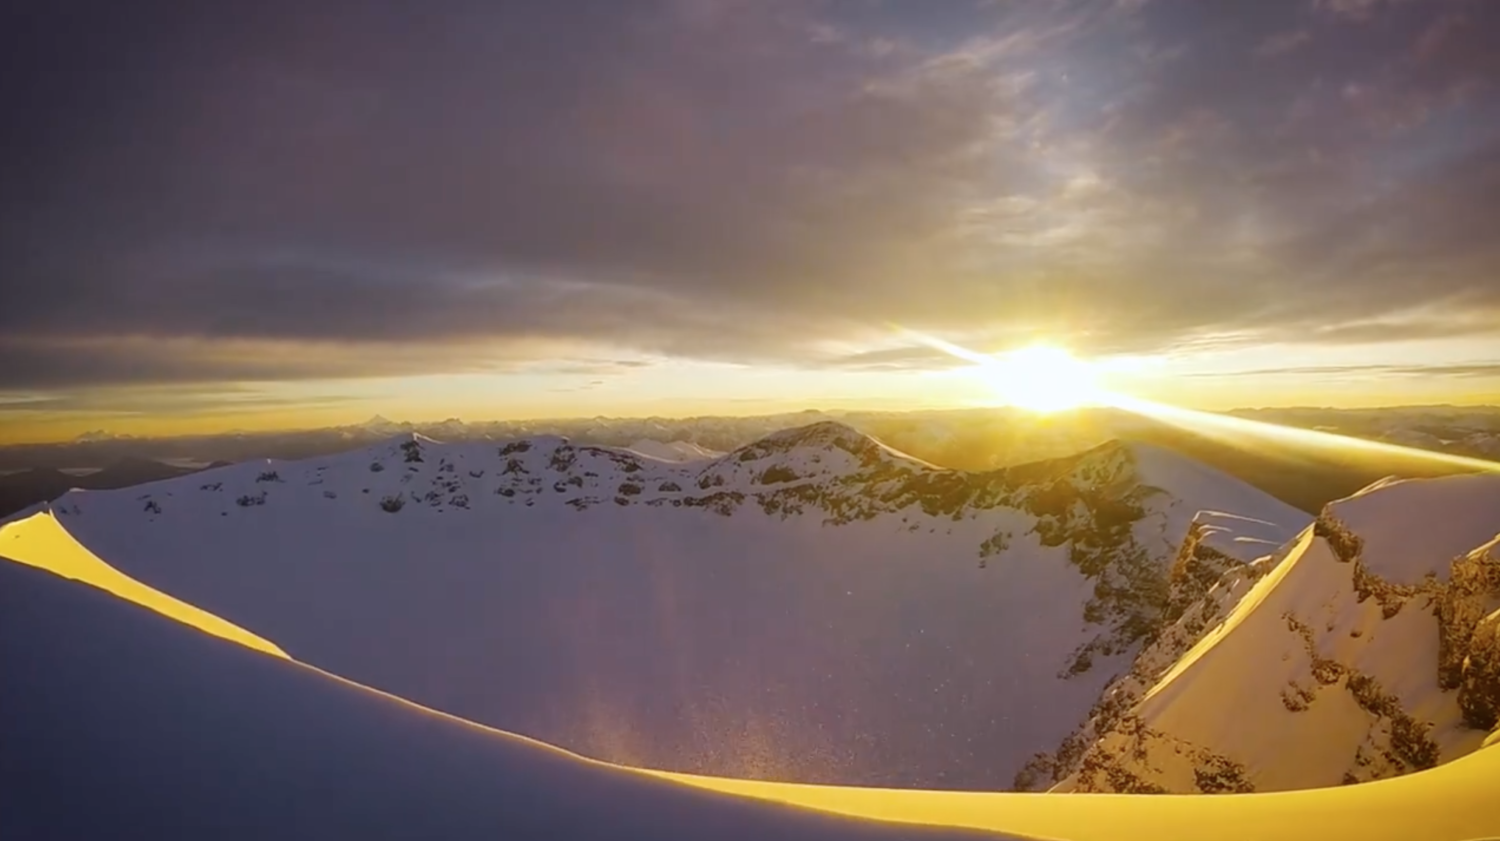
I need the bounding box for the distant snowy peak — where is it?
[1030,472,1500,795]
[72,429,124,443]
[356,415,411,436]
[625,439,725,463]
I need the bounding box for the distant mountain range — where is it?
[7,406,1497,518]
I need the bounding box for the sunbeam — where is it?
[895,327,1500,474]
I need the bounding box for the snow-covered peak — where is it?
[756,420,866,448]
[1321,473,1500,583]
[357,415,409,436]
[72,429,122,443]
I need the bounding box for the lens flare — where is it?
[979,345,1101,412]
[893,326,1500,474]
[1108,392,1500,474]
[895,329,1102,413]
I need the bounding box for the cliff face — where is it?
[1014,514,1293,792]
[1024,475,1500,794]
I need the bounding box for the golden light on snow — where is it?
[0,512,290,658]
[640,747,1500,841]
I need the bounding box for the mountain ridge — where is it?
[43,421,1306,789]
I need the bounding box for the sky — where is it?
[3,0,1499,442]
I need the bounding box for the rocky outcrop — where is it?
[1459,609,1500,731]
[1014,545,1278,790]
[1030,485,1500,794]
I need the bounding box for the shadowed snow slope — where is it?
[2,550,1498,841]
[1036,473,1500,794]
[43,423,1306,789]
[0,558,1008,841]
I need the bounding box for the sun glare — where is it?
[977,345,1101,413]
[898,325,1500,474]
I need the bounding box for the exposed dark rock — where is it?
[757,465,799,485]
[1458,610,1500,730]
[400,440,424,463]
[1193,755,1255,794]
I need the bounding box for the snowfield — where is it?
[2,512,1498,841]
[37,422,1305,789]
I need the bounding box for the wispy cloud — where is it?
[1192,362,1500,379]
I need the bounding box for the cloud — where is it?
[817,346,964,372]
[0,336,518,389]
[0,384,366,417]
[1314,0,1415,21]
[1255,30,1311,57]
[1,0,1498,392]
[1198,362,1500,379]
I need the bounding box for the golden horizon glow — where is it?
[894,328,1109,413]
[4,333,1500,445]
[1109,392,1500,474]
[901,328,1500,474]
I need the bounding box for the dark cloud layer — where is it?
[3,0,1499,389]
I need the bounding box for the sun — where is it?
[976,345,1101,412]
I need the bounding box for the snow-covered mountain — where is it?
[3,512,1498,841]
[42,421,1305,789]
[1022,473,1500,794]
